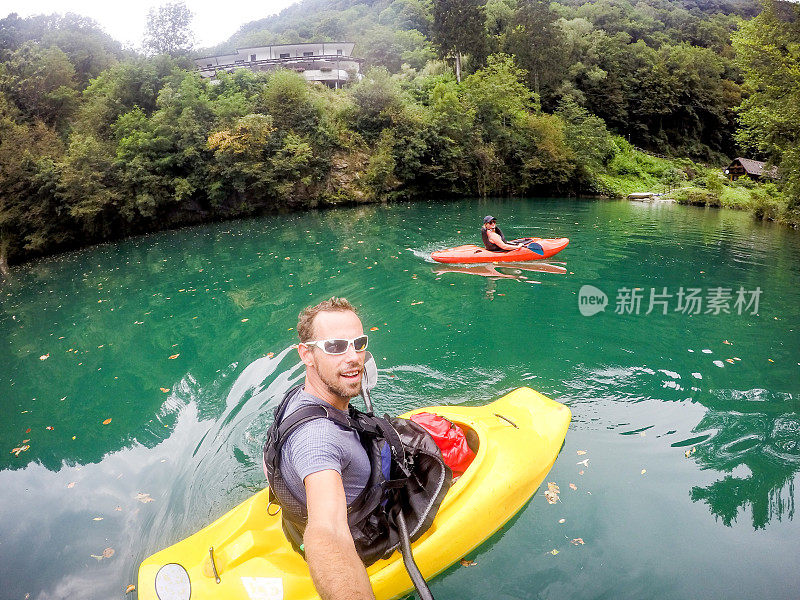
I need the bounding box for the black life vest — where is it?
[481,225,507,251]
[263,386,452,566]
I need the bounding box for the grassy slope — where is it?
[597,138,797,226]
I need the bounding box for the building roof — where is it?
[731,157,779,178]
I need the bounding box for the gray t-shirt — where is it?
[280,389,371,507]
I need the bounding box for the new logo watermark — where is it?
[578,285,762,316]
[579,285,608,316]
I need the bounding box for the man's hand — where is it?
[303,470,375,600]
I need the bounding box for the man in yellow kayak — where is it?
[263,298,450,600]
[481,215,526,252]
[288,298,373,599]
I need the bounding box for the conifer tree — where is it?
[431,0,488,82]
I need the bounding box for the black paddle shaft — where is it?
[396,510,435,600]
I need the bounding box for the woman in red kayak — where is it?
[481,216,525,252]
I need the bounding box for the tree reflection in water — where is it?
[687,390,798,529]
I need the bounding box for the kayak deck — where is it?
[137,387,571,600]
[431,238,569,263]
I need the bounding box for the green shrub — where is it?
[673,187,720,206]
[751,183,784,221]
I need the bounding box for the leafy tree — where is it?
[143,1,195,56]
[504,0,567,107]
[0,92,67,263]
[361,26,434,72]
[733,0,800,206]
[431,0,488,81]
[0,41,79,128]
[347,67,407,140]
[74,55,188,140]
[461,53,537,138]
[58,133,118,236]
[556,97,615,189]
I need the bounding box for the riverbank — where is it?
[596,140,799,228]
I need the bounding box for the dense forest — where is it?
[1,0,798,268]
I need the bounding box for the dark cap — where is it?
[483,215,496,224]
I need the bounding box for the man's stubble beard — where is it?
[315,357,363,401]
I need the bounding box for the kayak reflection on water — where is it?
[432,262,567,282]
[432,262,567,299]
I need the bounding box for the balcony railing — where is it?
[197,54,363,77]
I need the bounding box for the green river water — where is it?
[1,198,799,600]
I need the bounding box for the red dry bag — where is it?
[409,412,476,476]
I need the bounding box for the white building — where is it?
[194,42,362,88]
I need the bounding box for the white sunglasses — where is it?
[303,335,369,355]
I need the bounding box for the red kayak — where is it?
[431,237,569,264]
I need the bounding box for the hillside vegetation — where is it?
[0,0,798,267]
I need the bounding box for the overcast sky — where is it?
[2,0,300,49]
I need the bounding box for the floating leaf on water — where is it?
[103,547,115,558]
[723,340,731,345]
[460,559,477,567]
[410,301,424,305]
[11,445,30,456]
[576,450,587,455]
[160,388,170,393]
[25,428,31,433]
[67,482,76,488]
[569,483,577,490]
[90,554,104,561]
[136,492,154,503]
[115,506,122,511]
[93,517,103,521]
[579,470,584,475]
[39,354,50,360]
[126,585,136,594]
[558,518,566,524]
[549,549,559,556]
[544,490,559,504]
[168,354,180,360]
[571,538,585,546]
[547,482,560,494]
[577,459,589,467]
[102,418,112,425]
[370,327,379,331]
[46,426,54,431]
[641,469,647,475]
[267,352,274,358]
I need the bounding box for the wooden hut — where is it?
[724,158,779,181]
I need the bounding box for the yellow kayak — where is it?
[137,387,571,600]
